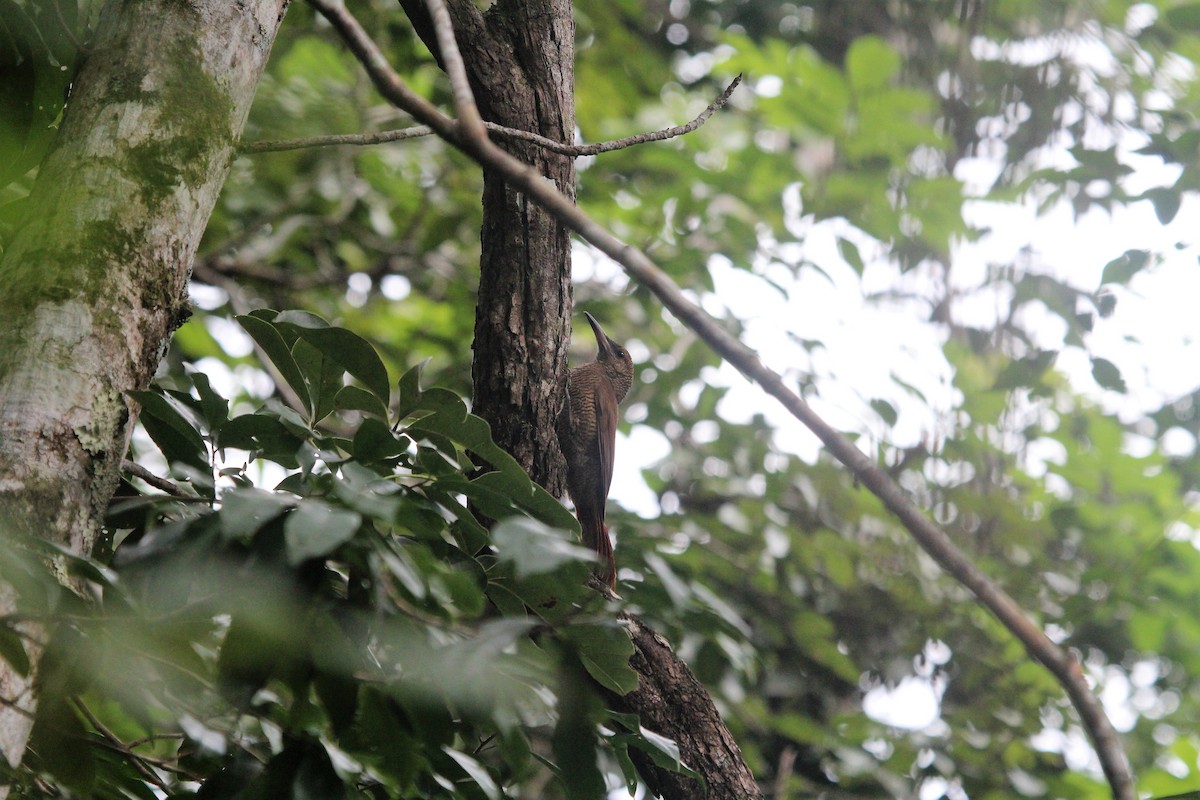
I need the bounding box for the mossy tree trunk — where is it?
[0,0,289,782]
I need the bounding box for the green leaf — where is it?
[616,725,703,782]
[869,398,897,426]
[395,359,429,419]
[837,237,864,274]
[1165,3,1200,32]
[293,744,347,800]
[1146,186,1182,224]
[1091,356,1127,392]
[237,314,312,415]
[991,349,1056,391]
[129,389,209,471]
[219,413,305,468]
[220,488,295,541]
[291,336,342,423]
[283,501,362,565]
[610,735,641,795]
[189,370,229,429]
[562,622,638,695]
[29,693,96,792]
[335,384,388,420]
[443,747,500,800]
[845,35,900,93]
[551,659,605,800]
[276,311,392,405]
[352,416,408,464]
[1101,249,1149,286]
[492,517,596,578]
[358,690,421,788]
[473,470,580,531]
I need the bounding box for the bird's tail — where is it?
[578,510,616,590]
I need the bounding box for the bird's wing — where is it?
[593,385,618,502]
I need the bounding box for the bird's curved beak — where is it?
[584,311,617,359]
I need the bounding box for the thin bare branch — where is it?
[121,460,191,498]
[307,1,1135,798]
[240,126,436,153]
[240,80,742,157]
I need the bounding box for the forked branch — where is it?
[240,77,741,156]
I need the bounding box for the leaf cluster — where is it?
[7,314,703,799]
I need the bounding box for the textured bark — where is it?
[398,2,760,797]
[399,0,575,497]
[0,0,289,781]
[614,615,763,799]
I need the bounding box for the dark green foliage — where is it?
[8,0,1200,797]
[9,314,673,798]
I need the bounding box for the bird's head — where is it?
[584,311,634,402]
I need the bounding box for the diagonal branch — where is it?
[306,1,1135,798]
[422,0,485,142]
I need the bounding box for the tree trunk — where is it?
[0,0,289,782]
[399,0,575,498]
[398,2,762,797]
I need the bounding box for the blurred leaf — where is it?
[1091,357,1127,392]
[615,725,703,782]
[443,746,500,800]
[220,488,295,541]
[28,694,95,793]
[838,237,864,274]
[1101,249,1149,286]
[992,350,1057,391]
[870,398,897,426]
[283,501,362,565]
[846,36,900,92]
[562,622,637,695]
[1145,186,1182,224]
[293,744,347,800]
[1165,4,1200,32]
[551,658,605,800]
[492,517,596,578]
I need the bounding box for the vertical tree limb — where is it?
[399,0,575,498]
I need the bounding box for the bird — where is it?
[560,312,634,589]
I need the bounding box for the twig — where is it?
[121,460,191,498]
[773,745,796,799]
[240,79,742,157]
[74,697,166,789]
[306,1,1135,798]
[127,731,186,749]
[240,125,435,153]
